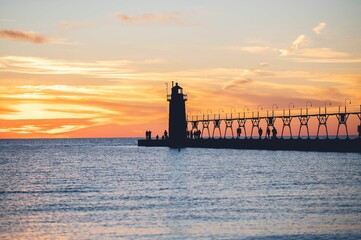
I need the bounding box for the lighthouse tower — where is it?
[167,82,187,147]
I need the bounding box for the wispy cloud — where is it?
[290,48,350,58]
[313,22,326,34]
[291,35,306,49]
[0,118,96,136]
[57,21,98,30]
[278,23,355,62]
[259,63,269,67]
[223,46,276,54]
[0,56,113,74]
[0,29,70,44]
[280,35,307,56]
[278,47,355,62]
[0,56,165,76]
[0,29,50,44]
[287,58,361,63]
[0,19,14,22]
[58,11,190,30]
[116,12,183,24]
[223,78,252,90]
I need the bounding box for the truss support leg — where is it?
[316,115,329,139]
[212,120,222,139]
[336,114,349,139]
[281,117,292,139]
[298,116,310,139]
[201,121,210,139]
[250,118,260,139]
[237,119,247,139]
[224,120,234,139]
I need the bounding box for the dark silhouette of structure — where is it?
[138,84,361,152]
[167,82,187,147]
[266,127,271,139]
[272,127,277,139]
[145,130,152,140]
[258,127,263,139]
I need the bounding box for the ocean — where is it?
[0,138,360,239]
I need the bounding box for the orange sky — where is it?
[0,1,360,138]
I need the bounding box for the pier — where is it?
[138,83,361,152]
[186,103,360,140]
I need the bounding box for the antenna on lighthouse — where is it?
[165,82,169,97]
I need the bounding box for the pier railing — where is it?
[187,105,360,121]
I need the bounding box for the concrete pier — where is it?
[138,138,361,153]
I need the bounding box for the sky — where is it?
[0,0,360,138]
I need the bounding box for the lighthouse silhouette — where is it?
[167,82,187,147]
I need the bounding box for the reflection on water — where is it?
[0,138,360,239]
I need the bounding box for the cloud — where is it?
[116,12,183,24]
[0,19,14,22]
[291,48,350,58]
[0,56,164,76]
[0,29,50,44]
[0,80,168,137]
[238,46,272,53]
[286,58,361,63]
[278,48,355,62]
[259,63,269,67]
[292,35,306,49]
[57,21,97,30]
[241,68,274,78]
[280,35,306,56]
[0,29,70,44]
[278,28,354,61]
[0,118,96,136]
[223,78,252,90]
[223,46,276,54]
[313,22,326,34]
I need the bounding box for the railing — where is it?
[187,104,361,122]
[167,94,188,101]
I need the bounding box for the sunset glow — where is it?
[1,0,360,138]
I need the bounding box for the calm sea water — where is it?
[0,138,360,239]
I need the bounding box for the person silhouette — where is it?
[258,127,263,139]
[156,135,159,140]
[266,127,271,139]
[237,127,241,138]
[197,130,201,139]
[272,127,277,139]
[164,130,168,139]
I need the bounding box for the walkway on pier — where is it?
[187,104,361,139]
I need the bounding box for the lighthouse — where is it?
[167,82,187,147]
